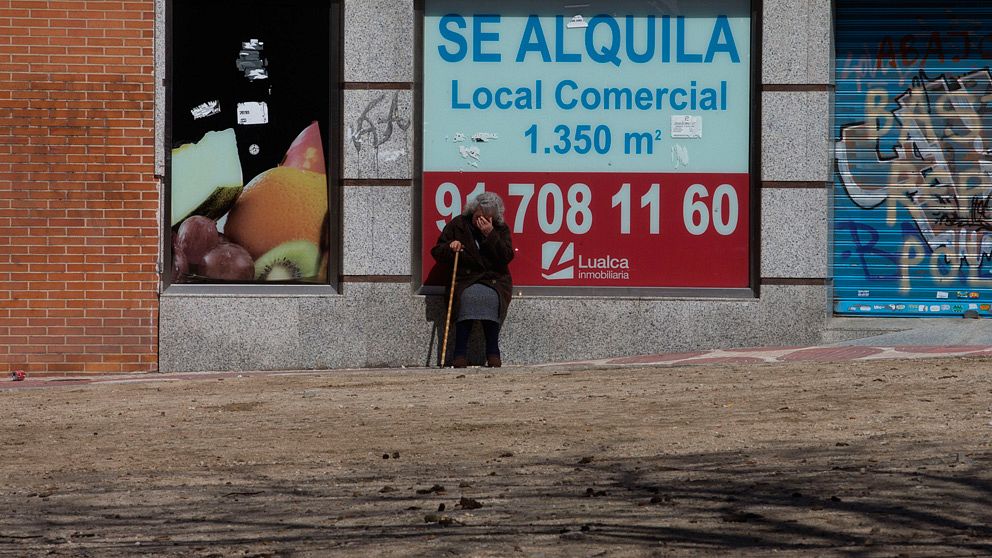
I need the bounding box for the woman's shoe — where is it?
[452,355,468,368]
[486,354,502,368]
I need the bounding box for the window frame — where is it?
[162,0,344,295]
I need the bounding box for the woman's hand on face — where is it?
[449,240,463,252]
[475,215,494,236]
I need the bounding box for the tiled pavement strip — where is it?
[575,345,992,366]
[4,344,992,391]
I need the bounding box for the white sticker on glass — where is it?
[236,102,269,125]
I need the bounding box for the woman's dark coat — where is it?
[430,215,514,322]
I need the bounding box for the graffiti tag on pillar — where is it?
[349,92,411,178]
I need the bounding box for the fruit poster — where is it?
[169,0,331,283]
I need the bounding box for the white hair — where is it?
[462,191,505,224]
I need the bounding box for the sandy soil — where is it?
[2,356,992,557]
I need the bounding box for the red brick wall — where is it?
[0,1,159,375]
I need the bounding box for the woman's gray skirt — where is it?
[457,283,500,322]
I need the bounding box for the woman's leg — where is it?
[451,320,473,366]
[482,320,501,367]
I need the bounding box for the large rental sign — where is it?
[422,0,752,291]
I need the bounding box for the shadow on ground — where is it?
[4,438,990,557]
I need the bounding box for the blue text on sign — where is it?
[437,14,741,65]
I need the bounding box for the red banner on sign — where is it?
[422,172,750,288]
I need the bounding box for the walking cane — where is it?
[440,250,460,367]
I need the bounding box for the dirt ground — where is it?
[2,356,992,557]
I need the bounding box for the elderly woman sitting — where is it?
[431,192,514,368]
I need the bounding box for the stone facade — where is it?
[158,0,835,372]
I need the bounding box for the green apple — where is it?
[171,128,244,227]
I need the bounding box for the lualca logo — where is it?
[541,241,574,280]
[577,254,630,280]
[541,241,631,281]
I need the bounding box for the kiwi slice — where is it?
[254,240,320,281]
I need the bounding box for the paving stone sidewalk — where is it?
[567,344,992,366]
[5,342,992,391]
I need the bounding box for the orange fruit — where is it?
[223,166,328,259]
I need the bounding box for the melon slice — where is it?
[171,128,244,226]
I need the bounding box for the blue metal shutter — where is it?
[833,1,992,317]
